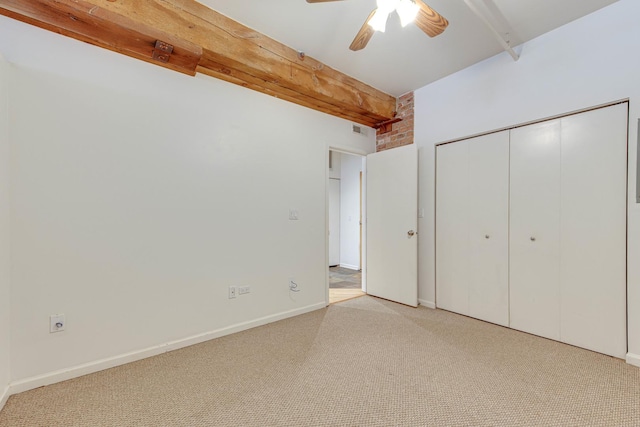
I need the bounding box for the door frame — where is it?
[326,146,368,306]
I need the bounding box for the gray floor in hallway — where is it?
[328,266,361,289]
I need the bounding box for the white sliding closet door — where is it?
[510,103,627,357]
[559,104,627,358]
[436,141,470,315]
[510,120,562,341]
[468,133,510,326]
[437,103,627,358]
[436,131,509,326]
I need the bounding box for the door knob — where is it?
[407,230,416,237]
[485,235,490,239]
[530,237,536,242]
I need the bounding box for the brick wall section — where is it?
[376,91,414,152]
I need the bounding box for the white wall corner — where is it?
[626,353,640,368]
[418,299,436,309]
[0,385,9,412]
[8,302,326,396]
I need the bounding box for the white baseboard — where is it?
[0,385,9,412]
[8,302,326,396]
[626,353,640,368]
[339,263,359,271]
[418,299,436,309]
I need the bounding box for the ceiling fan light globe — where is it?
[368,9,390,32]
[397,0,420,27]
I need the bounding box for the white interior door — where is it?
[510,120,562,341]
[366,144,418,307]
[328,178,340,267]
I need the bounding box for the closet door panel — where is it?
[560,104,628,358]
[436,141,470,315]
[468,132,510,326]
[510,120,561,341]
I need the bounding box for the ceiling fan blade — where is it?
[414,0,449,38]
[349,9,377,51]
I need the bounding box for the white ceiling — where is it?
[199,0,618,97]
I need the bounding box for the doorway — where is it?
[328,150,365,304]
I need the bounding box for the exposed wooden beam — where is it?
[0,0,202,76]
[197,57,382,128]
[0,0,397,128]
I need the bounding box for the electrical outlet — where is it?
[229,286,237,299]
[289,209,299,220]
[50,314,66,333]
[238,286,251,295]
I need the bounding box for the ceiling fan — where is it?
[307,0,449,51]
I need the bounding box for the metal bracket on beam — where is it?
[464,0,519,61]
[374,117,402,134]
[152,40,173,63]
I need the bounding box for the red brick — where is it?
[376,91,414,152]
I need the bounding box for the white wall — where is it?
[0,16,375,389]
[415,0,640,365]
[339,153,362,270]
[328,180,341,266]
[328,151,342,266]
[0,53,11,408]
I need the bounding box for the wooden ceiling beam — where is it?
[197,58,381,128]
[0,0,202,76]
[0,0,397,128]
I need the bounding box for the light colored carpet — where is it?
[1,296,639,426]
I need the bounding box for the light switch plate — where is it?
[289,209,299,220]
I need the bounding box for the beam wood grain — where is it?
[0,0,202,76]
[0,0,397,127]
